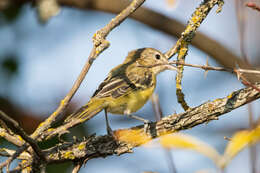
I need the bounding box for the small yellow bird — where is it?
[65,48,176,134]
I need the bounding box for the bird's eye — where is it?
[155,54,161,60]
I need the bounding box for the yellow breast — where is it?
[106,86,155,115]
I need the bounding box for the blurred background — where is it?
[0,0,260,172]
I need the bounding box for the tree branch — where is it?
[8,83,260,172]
[41,84,260,165]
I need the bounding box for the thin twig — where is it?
[169,61,230,72]
[239,74,260,93]
[0,145,28,171]
[236,68,260,75]
[72,162,83,173]
[164,0,224,111]
[9,160,31,173]
[169,61,260,76]
[235,0,249,64]
[0,111,44,160]
[164,149,177,173]
[0,128,24,147]
[248,103,257,173]
[0,148,30,160]
[169,61,260,92]
[140,61,260,76]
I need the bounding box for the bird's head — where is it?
[125,48,176,75]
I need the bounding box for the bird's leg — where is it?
[124,110,151,133]
[126,114,150,124]
[104,109,114,137]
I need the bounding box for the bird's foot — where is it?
[143,120,151,134]
[106,125,117,139]
[124,111,151,134]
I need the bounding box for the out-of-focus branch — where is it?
[0,0,255,82]
[59,0,256,81]
[151,94,177,173]
[235,1,258,172]
[246,2,260,12]
[151,94,163,121]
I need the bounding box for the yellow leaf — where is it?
[160,133,221,167]
[220,125,260,168]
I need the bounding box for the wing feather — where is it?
[93,77,132,98]
[92,67,154,99]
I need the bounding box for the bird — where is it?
[65,48,176,135]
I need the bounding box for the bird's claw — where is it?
[144,120,151,134]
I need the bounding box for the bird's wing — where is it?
[92,75,135,99]
[92,69,154,99]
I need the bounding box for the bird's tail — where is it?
[65,98,106,123]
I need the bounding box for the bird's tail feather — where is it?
[65,99,105,123]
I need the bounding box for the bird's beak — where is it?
[164,63,177,71]
[162,56,177,71]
